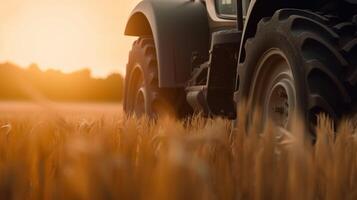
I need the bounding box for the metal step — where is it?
[185,85,210,115]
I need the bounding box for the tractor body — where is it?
[124,0,357,130]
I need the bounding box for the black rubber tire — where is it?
[238,9,357,132]
[123,37,190,118]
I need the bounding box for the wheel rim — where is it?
[250,48,296,128]
[134,87,146,117]
[128,65,147,117]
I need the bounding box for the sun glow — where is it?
[0,0,140,77]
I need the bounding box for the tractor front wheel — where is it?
[124,37,190,118]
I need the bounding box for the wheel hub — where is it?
[267,84,290,127]
[250,49,296,128]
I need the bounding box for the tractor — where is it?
[123,0,357,132]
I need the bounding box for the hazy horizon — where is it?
[0,61,122,78]
[0,0,141,78]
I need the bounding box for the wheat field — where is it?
[0,102,356,200]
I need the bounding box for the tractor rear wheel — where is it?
[238,9,357,133]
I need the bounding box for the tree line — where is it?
[0,63,124,102]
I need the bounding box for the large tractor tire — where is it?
[238,9,357,132]
[123,37,190,118]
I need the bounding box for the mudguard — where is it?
[125,0,210,88]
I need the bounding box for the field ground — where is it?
[0,102,356,200]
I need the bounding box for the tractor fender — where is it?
[125,0,210,88]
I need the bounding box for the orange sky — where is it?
[0,0,140,77]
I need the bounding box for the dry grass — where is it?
[0,103,356,200]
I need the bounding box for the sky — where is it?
[0,0,140,77]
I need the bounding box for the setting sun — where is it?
[0,0,140,77]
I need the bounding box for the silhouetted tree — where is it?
[0,63,124,102]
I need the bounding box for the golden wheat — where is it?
[0,103,356,200]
